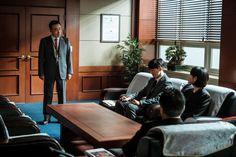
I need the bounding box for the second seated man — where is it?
[114,58,172,121]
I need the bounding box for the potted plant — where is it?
[116,34,145,83]
[165,45,187,71]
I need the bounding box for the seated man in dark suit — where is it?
[114,58,172,121]
[110,87,185,157]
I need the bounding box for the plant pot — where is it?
[167,64,176,71]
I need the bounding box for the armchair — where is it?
[0,115,74,157]
[100,72,152,110]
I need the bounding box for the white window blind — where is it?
[157,0,222,41]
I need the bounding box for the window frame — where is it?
[156,0,222,76]
[156,39,220,76]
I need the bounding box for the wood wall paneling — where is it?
[78,66,123,100]
[0,0,65,8]
[219,0,236,90]
[30,57,38,70]
[138,0,156,43]
[0,57,19,71]
[0,75,19,96]
[82,76,102,92]
[0,14,19,52]
[136,0,157,62]
[138,20,156,43]
[0,6,25,102]
[66,0,80,101]
[26,7,65,54]
[30,74,43,95]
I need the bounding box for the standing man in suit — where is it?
[38,20,73,124]
[115,58,172,121]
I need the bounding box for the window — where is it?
[159,45,170,62]
[210,48,220,69]
[183,47,205,67]
[157,0,222,74]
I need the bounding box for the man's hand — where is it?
[119,95,130,102]
[39,76,44,80]
[67,74,72,80]
[131,99,140,106]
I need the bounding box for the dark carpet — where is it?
[16,100,99,141]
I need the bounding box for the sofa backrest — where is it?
[137,121,236,157]
[205,85,235,116]
[169,77,236,116]
[169,78,187,90]
[217,92,236,117]
[126,72,152,94]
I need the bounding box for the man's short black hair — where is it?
[190,66,209,88]
[148,58,166,69]
[159,87,185,117]
[49,20,61,29]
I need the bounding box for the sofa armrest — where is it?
[100,88,127,100]
[0,133,68,156]
[8,133,61,147]
[49,147,75,157]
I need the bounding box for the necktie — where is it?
[147,80,157,99]
[54,38,58,51]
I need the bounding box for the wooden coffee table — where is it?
[47,103,141,148]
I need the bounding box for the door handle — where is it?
[17,55,26,60]
[25,55,31,61]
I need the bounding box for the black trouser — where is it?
[115,100,140,120]
[43,68,66,115]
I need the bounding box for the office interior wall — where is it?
[79,0,131,66]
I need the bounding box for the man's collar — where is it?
[51,35,60,40]
[156,71,164,82]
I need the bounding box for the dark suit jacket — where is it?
[38,36,73,80]
[181,84,211,120]
[127,74,172,107]
[122,118,183,157]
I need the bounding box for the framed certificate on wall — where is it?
[100,14,120,43]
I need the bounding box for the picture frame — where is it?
[100,14,120,43]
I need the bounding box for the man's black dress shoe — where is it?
[42,120,49,125]
[37,120,49,125]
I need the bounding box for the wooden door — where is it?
[25,7,65,102]
[0,6,65,103]
[0,7,26,102]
